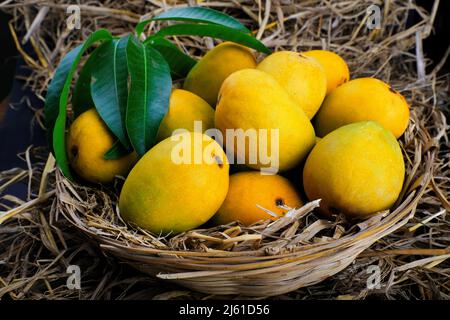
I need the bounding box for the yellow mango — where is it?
[303,121,405,218]
[314,77,410,138]
[215,69,316,172]
[257,51,327,118]
[157,89,214,141]
[183,42,256,106]
[303,50,350,94]
[119,132,229,234]
[67,109,137,184]
[213,172,303,226]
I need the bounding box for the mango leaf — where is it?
[91,35,131,150]
[145,37,196,79]
[152,23,271,54]
[44,29,113,179]
[136,6,250,36]
[103,140,132,160]
[71,45,103,118]
[126,36,172,156]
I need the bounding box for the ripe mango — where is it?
[157,89,214,142]
[215,69,316,172]
[67,109,137,184]
[303,121,405,218]
[302,50,350,94]
[183,42,256,106]
[257,51,327,119]
[213,171,303,226]
[314,78,410,138]
[119,132,229,234]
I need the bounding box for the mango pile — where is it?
[67,42,409,234]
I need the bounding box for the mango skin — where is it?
[215,69,316,172]
[213,172,303,226]
[183,42,256,106]
[67,109,138,184]
[119,132,229,234]
[303,121,405,218]
[157,89,214,142]
[303,50,350,94]
[257,51,327,119]
[314,78,410,138]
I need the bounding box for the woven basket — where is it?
[57,109,437,297]
[1,0,446,299]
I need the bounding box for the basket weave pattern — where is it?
[58,110,436,296]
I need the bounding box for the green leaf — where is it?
[126,36,172,156]
[91,36,131,150]
[136,6,250,36]
[103,140,132,160]
[72,46,102,118]
[44,29,113,179]
[152,23,271,54]
[145,37,196,79]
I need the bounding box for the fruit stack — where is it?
[67,42,410,235]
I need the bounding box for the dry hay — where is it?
[0,0,449,299]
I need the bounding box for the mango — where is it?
[215,69,316,173]
[67,109,137,184]
[157,89,214,141]
[314,77,410,138]
[303,50,350,94]
[213,172,303,226]
[119,132,229,234]
[257,51,327,118]
[183,42,256,106]
[303,121,405,218]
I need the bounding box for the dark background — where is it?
[0,11,46,171]
[0,1,448,198]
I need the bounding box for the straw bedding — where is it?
[0,0,449,299]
